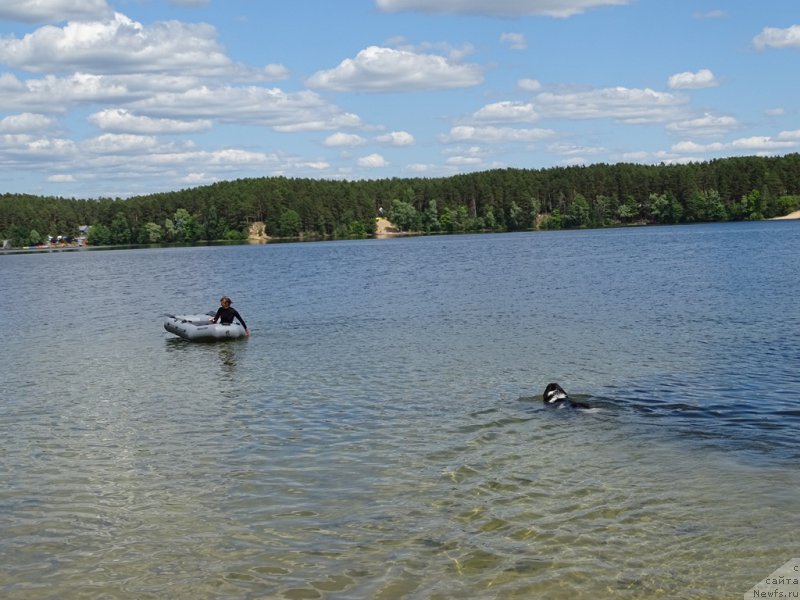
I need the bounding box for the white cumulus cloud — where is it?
[753,25,800,50]
[207,148,275,166]
[0,73,136,113]
[535,87,689,123]
[0,0,110,23]
[324,132,367,147]
[180,172,216,184]
[672,135,799,154]
[376,131,415,146]
[548,142,607,156]
[0,13,228,75]
[666,113,737,136]
[306,46,483,92]
[81,133,160,154]
[300,161,331,170]
[405,163,433,173]
[127,86,363,132]
[472,101,539,123]
[667,69,719,90]
[446,155,483,165]
[357,153,389,167]
[0,134,78,162]
[518,78,542,92]
[88,108,212,134]
[443,125,555,143]
[731,136,797,150]
[46,173,76,182]
[0,11,277,81]
[0,112,55,133]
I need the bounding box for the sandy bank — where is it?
[771,210,800,220]
[375,218,404,236]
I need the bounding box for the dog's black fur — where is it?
[543,383,590,409]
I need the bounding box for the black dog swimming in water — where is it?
[543,383,590,409]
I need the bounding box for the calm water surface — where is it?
[1,221,798,599]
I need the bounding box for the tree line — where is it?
[2,153,800,247]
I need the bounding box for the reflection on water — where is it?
[1,222,799,599]
[164,336,243,378]
[217,344,239,374]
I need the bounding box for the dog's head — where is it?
[543,382,569,404]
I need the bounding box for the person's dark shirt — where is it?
[212,306,247,329]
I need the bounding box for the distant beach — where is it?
[375,217,404,236]
[771,210,800,220]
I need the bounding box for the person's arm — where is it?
[209,307,222,323]
[233,309,249,335]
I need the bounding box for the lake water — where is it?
[1,221,798,599]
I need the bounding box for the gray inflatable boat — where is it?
[164,313,247,341]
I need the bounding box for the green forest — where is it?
[2,153,800,247]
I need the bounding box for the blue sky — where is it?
[0,0,798,198]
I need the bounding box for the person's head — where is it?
[220,296,232,308]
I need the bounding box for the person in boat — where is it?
[210,296,249,336]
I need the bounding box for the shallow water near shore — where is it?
[1,221,798,599]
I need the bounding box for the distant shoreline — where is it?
[3,213,799,254]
